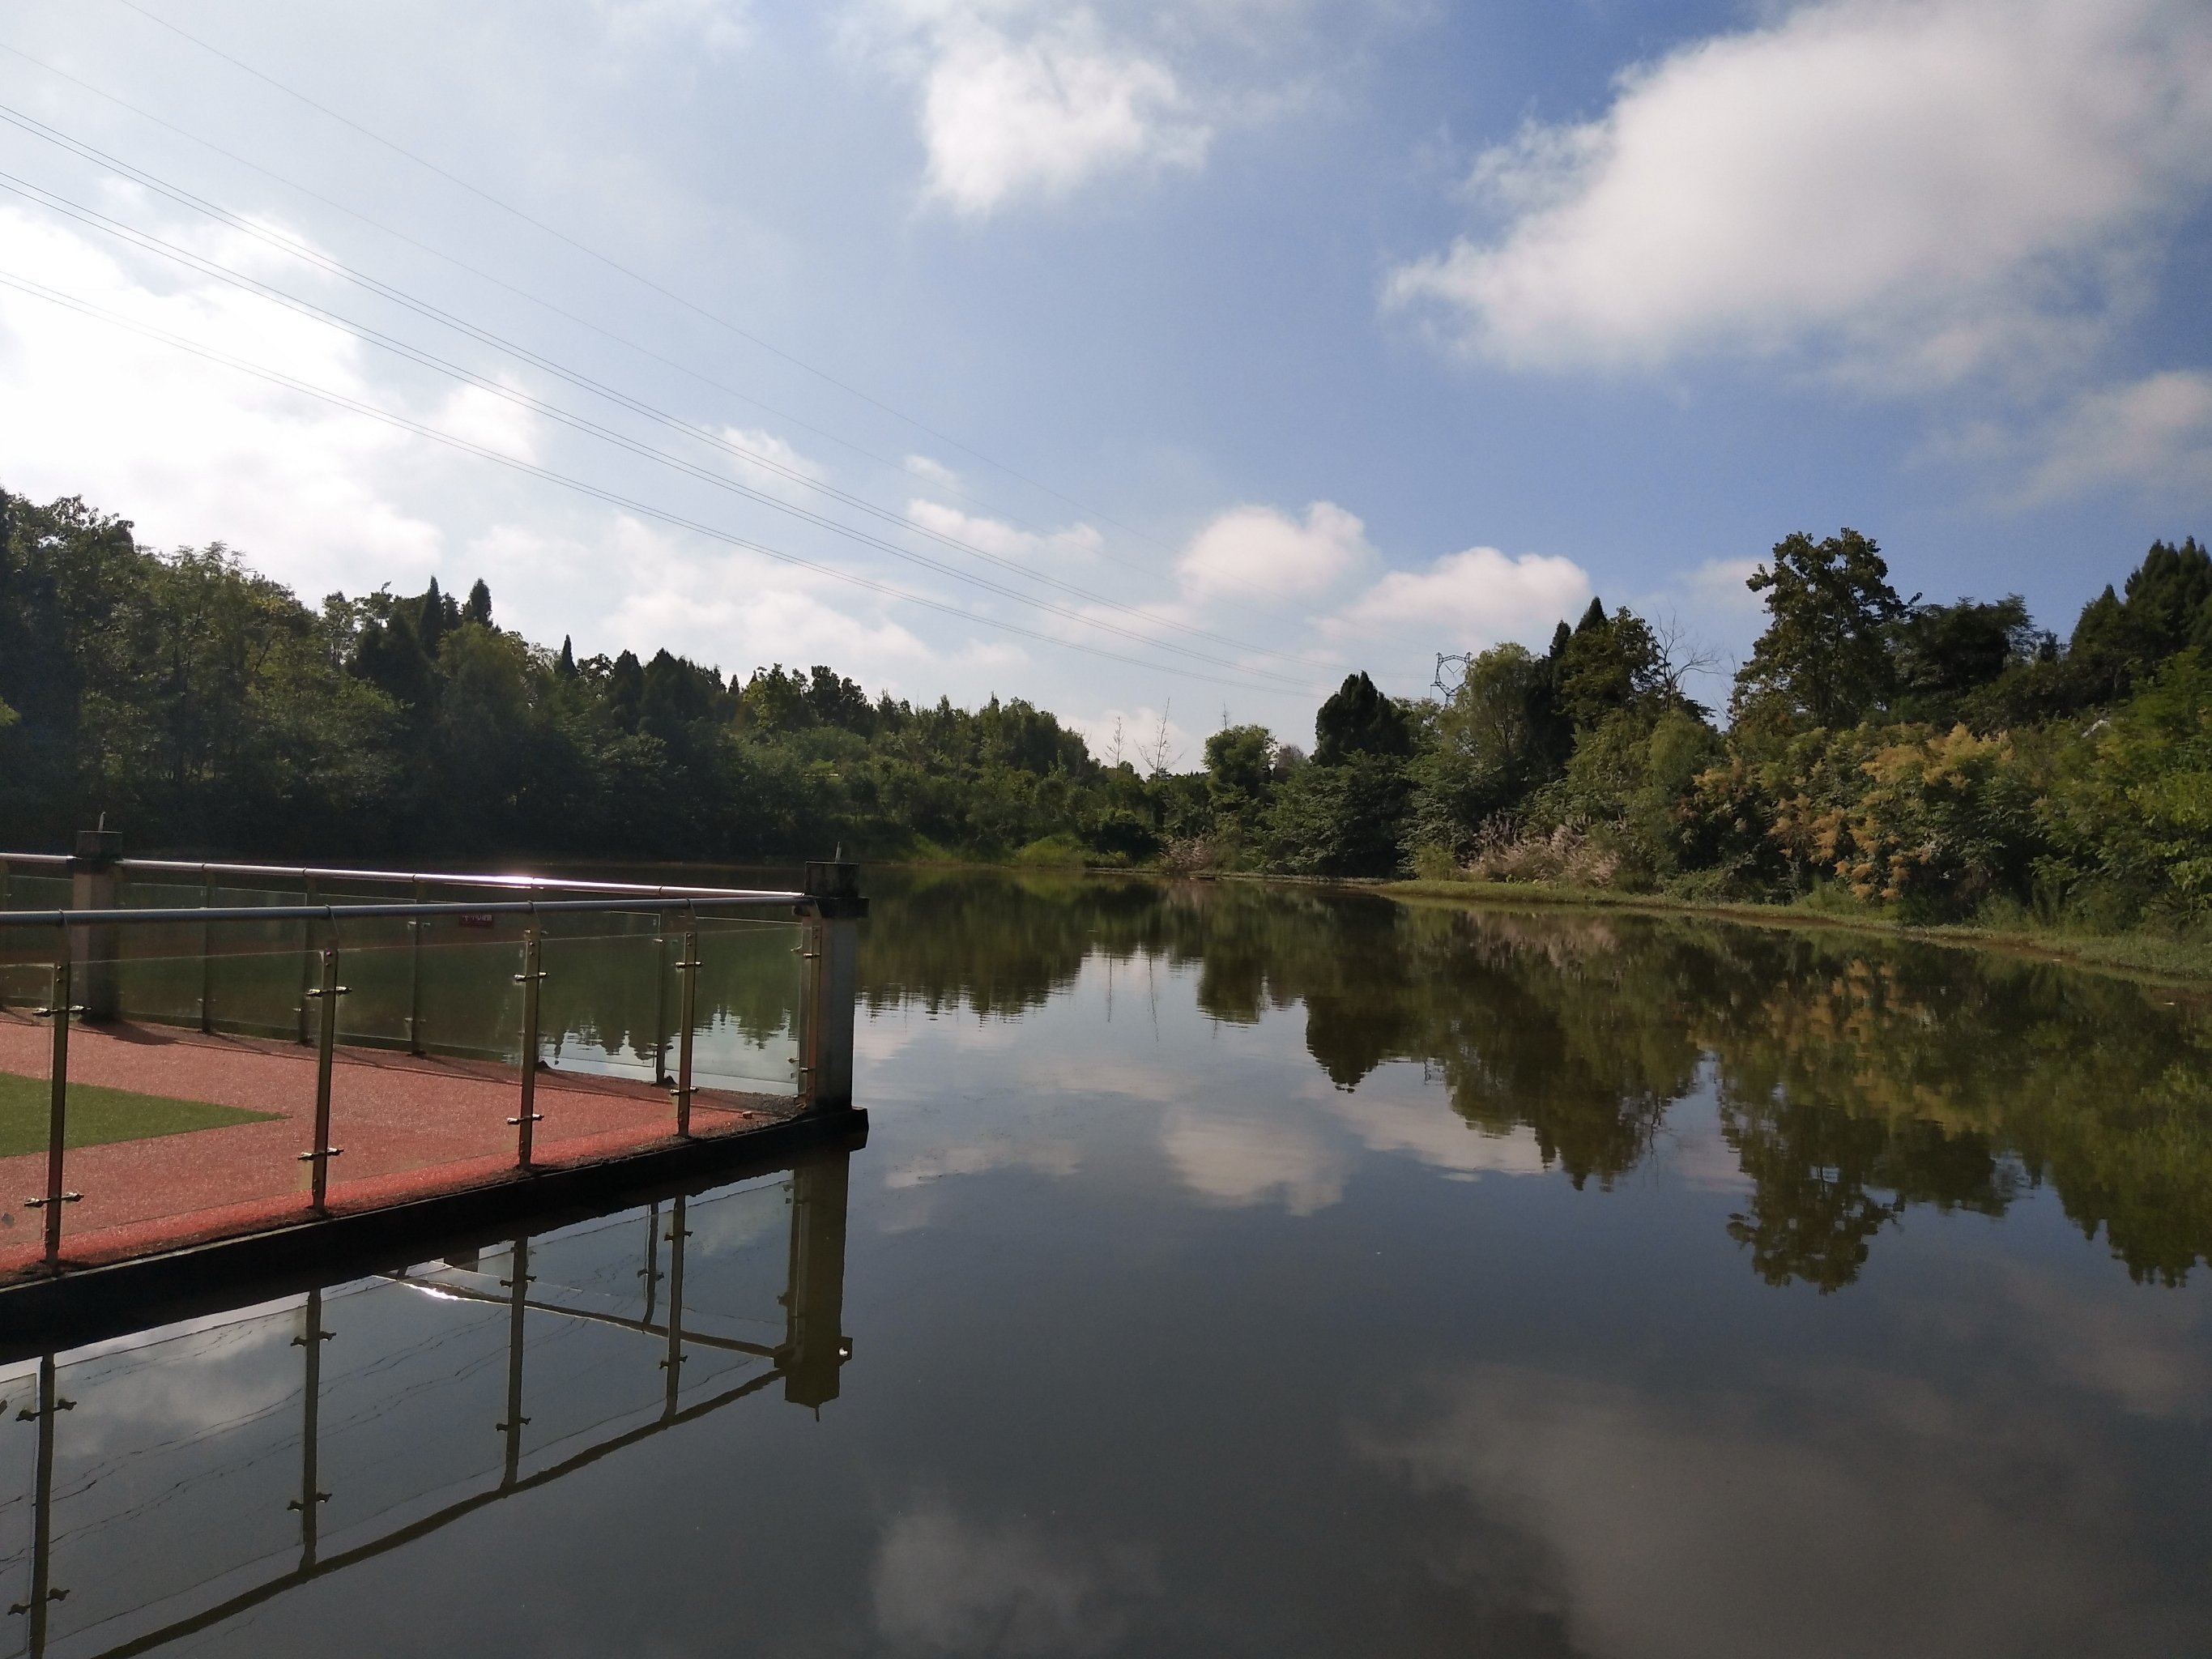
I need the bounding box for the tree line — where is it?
[2,485,2207,932]
[1203,527,2212,932]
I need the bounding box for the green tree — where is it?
[1555,599,1666,729]
[1204,723,1275,806]
[1407,642,1564,859]
[1731,529,1905,731]
[1314,671,1413,766]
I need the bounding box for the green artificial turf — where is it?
[0,1070,276,1158]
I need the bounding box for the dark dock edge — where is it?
[0,1107,868,1363]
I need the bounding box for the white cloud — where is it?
[904,453,964,492]
[881,1136,1083,1188]
[1331,1090,1551,1179]
[1177,500,1371,602]
[595,0,752,54]
[872,1504,1157,1655]
[0,204,444,593]
[591,516,949,677]
[1357,1365,2178,1658]
[1069,704,1201,771]
[1159,1110,1346,1214]
[864,3,1211,215]
[720,425,828,490]
[437,382,543,463]
[2022,370,2212,502]
[908,497,1103,560]
[1338,544,1590,645]
[1677,557,1767,625]
[1385,0,2212,388]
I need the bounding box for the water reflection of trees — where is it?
[857,872,2212,1290]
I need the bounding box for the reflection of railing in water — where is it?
[2,1150,853,1659]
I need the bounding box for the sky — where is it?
[1,0,2208,759]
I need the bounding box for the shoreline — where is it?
[1377,876,2212,990]
[95,847,2212,989]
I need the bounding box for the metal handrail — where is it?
[0,850,801,904]
[1,894,810,929]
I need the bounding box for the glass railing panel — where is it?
[687,916,804,1098]
[666,1175,795,1348]
[113,913,212,1027]
[326,915,424,1051]
[57,945,316,1262]
[411,919,526,1064]
[0,1353,35,1653]
[539,914,671,1085]
[0,978,58,1280]
[36,1303,305,1653]
[517,1205,669,1318]
[322,935,522,1207]
[0,869,70,912]
[204,890,317,1041]
[116,877,207,912]
[313,1275,512,1546]
[505,1294,667,1470]
[526,920,693,1166]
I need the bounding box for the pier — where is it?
[0,837,865,1292]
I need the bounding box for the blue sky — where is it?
[2,0,2207,756]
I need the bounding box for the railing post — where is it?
[799,861,865,1111]
[68,827,121,1023]
[659,1196,688,1414]
[13,1354,69,1646]
[198,870,215,1034]
[299,949,345,1213]
[407,877,426,1056]
[651,915,670,1086]
[24,961,83,1271]
[289,1289,332,1567]
[497,1236,531,1484]
[671,928,698,1137]
[511,928,546,1166]
[295,874,318,1044]
[638,1200,663,1324]
[781,1149,853,1408]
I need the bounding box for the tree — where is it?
[1889,595,2043,727]
[2067,538,2212,704]
[1731,528,1905,731]
[1555,599,1667,729]
[1205,723,1276,804]
[464,578,494,629]
[1314,672,1412,766]
[1409,642,1563,857]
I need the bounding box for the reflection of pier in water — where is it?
[1,1149,853,1659]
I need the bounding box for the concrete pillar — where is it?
[800,859,864,1111]
[69,826,121,1022]
[780,1148,851,1408]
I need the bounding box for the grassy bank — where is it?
[1381,877,2212,987]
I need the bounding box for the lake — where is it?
[6,868,2210,1657]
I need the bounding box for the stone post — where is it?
[780,1148,852,1408]
[69,826,121,1023]
[800,859,864,1111]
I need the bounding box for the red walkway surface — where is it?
[0,1012,793,1282]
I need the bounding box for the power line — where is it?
[104,0,1196,563]
[0,38,1136,555]
[0,267,1296,694]
[0,92,1342,676]
[0,158,1315,686]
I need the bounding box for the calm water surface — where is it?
[6,870,2212,1657]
